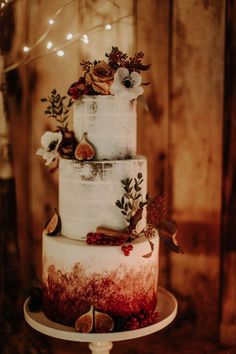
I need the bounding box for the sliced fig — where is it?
[75,305,94,333]
[94,310,114,333]
[75,132,95,161]
[45,210,61,236]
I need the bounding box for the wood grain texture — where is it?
[4,0,32,284]
[136,0,170,197]
[220,0,236,345]
[169,0,225,338]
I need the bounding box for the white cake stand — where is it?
[24,287,177,354]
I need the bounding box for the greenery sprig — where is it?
[40,89,73,130]
[115,173,146,224]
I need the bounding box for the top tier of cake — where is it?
[73,96,137,161]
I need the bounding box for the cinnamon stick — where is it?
[96,226,130,240]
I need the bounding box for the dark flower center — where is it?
[48,140,58,151]
[122,77,133,88]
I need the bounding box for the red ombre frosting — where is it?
[42,233,159,331]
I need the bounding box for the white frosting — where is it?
[42,232,159,283]
[59,157,147,240]
[73,96,136,160]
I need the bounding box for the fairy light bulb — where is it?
[46,41,53,49]
[105,24,112,30]
[66,33,73,40]
[81,34,89,44]
[57,50,64,57]
[48,19,54,25]
[23,46,30,53]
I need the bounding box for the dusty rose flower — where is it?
[85,62,114,95]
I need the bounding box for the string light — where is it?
[57,50,64,57]
[46,41,53,49]
[4,0,130,72]
[66,33,73,40]
[81,34,89,44]
[23,46,30,53]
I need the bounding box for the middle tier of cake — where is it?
[59,157,147,240]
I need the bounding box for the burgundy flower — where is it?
[68,77,86,99]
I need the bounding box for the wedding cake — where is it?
[36,48,179,333]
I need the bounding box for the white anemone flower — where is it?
[36,131,63,166]
[110,67,144,100]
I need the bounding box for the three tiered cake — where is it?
[36,48,178,333]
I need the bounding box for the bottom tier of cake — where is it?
[42,232,159,332]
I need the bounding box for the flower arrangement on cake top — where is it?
[68,46,150,101]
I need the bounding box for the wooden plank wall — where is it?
[4,0,32,284]
[2,0,236,352]
[220,0,236,345]
[169,0,225,339]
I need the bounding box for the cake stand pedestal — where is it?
[24,287,177,354]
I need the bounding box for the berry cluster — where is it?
[121,244,133,256]
[86,232,126,246]
[125,310,159,330]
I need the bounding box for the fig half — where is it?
[75,305,94,333]
[74,132,95,161]
[94,310,114,333]
[45,210,61,236]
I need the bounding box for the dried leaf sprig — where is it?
[115,173,146,224]
[40,89,74,130]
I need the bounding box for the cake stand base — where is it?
[24,287,177,354]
